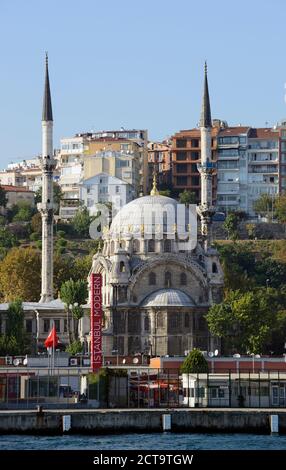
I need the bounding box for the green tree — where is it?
[275,194,286,224]
[0,186,8,208]
[206,288,283,354]
[253,193,275,219]
[0,247,41,301]
[12,201,35,222]
[0,227,18,249]
[60,279,88,343]
[31,212,42,235]
[181,349,209,373]
[217,242,257,292]
[179,189,196,205]
[0,300,30,355]
[159,189,171,197]
[66,339,83,355]
[223,213,240,240]
[71,207,93,238]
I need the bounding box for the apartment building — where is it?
[216,127,249,213]
[217,126,279,215]
[171,125,220,203]
[147,141,172,192]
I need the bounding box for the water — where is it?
[0,433,286,450]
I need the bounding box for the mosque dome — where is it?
[109,194,181,238]
[140,288,195,307]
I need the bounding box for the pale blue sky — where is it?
[1,0,286,166]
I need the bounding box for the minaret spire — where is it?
[42,52,53,122]
[197,62,216,251]
[150,168,159,196]
[200,61,212,128]
[38,53,56,303]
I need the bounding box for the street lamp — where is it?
[249,353,261,373]
[266,279,270,289]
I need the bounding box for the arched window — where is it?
[148,239,155,252]
[149,272,156,285]
[144,316,150,332]
[133,239,140,253]
[120,240,126,250]
[164,271,172,287]
[164,239,171,253]
[180,272,187,285]
[184,313,190,328]
[119,261,125,273]
[212,262,218,274]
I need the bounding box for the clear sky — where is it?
[1,0,286,167]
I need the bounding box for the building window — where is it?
[176,176,188,186]
[191,176,200,186]
[165,271,172,287]
[148,239,155,252]
[191,152,199,160]
[191,139,199,148]
[180,272,187,285]
[64,319,68,333]
[164,239,171,252]
[54,319,60,332]
[116,186,120,193]
[191,163,198,173]
[133,239,140,253]
[119,262,126,273]
[177,163,188,173]
[185,314,190,328]
[212,262,218,274]
[149,272,156,285]
[43,319,50,333]
[26,319,33,333]
[176,151,187,161]
[176,139,187,148]
[144,316,150,332]
[170,314,179,328]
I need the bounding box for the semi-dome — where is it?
[109,194,180,238]
[140,288,195,307]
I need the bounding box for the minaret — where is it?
[197,62,216,250]
[38,53,56,303]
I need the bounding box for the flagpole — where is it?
[52,319,55,375]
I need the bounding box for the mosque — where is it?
[0,58,223,357]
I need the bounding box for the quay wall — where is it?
[1,409,286,434]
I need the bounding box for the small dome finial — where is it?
[150,169,159,196]
[204,61,207,75]
[45,51,48,66]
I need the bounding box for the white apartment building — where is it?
[217,127,280,216]
[217,127,249,213]
[80,173,134,213]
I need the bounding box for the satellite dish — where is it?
[208,352,214,358]
[133,357,139,364]
[23,357,28,366]
[255,354,261,358]
[13,358,20,366]
[214,349,219,357]
[233,353,241,358]
[122,359,126,364]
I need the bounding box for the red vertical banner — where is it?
[90,273,102,373]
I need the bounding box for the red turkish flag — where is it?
[44,326,59,348]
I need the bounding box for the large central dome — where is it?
[109,194,179,238]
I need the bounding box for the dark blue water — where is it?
[0,433,286,450]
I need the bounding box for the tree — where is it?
[60,279,88,343]
[0,300,30,355]
[217,243,257,292]
[66,339,83,355]
[159,189,171,197]
[179,190,196,205]
[71,207,93,238]
[275,194,286,224]
[31,212,42,235]
[0,247,41,301]
[0,227,18,249]
[53,255,75,297]
[181,349,208,374]
[206,288,284,354]
[253,193,275,219]
[35,182,62,214]
[12,201,35,222]
[223,213,240,240]
[0,187,7,208]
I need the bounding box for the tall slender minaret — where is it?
[38,53,56,303]
[197,62,216,250]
